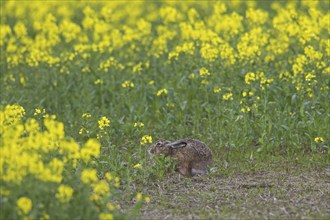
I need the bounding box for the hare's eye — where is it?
[156,142,161,147]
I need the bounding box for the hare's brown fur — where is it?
[148,138,213,176]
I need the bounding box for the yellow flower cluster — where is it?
[16,197,32,215]
[245,72,274,90]
[122,80,134,88]
[99,213,114,220]
[94,79,103,85]
[79,168,121,211]
[82,113,92,118]
[199,67,211,77]
[140,135,153,145]
[98,116,110,130]
[34,108,46,116]
[314,137,324,143]
[133,163,142,169]
[81,169,97,184]
[0,105,101,183]
[0,104,121,218]
[156,88,168,96]
[55,184,74,203]
[134,122,144,128]
[239,89,259,113]
[213,86,222,94]
[0,104,25,126]
[222,92,233,101]
[1,1,328,102]
[289,45,327,97]
[80,139,101,163]
[135,192,150,203]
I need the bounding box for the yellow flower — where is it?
[46,158,64,183]
[2,104,25,125]
[135,193,143,201]
[199,67,210,77]
[114,177,120,188]
[80,139,100,162]
[133,62,142,73]
[314,137,324,143]
[82,113,91,118]
[44,118,65,139]
[98,116,110,130]
[246,8,268,25]
[201,44,218,62]
[79,128,84,135]
[134,122,144,128]
[213,86,222,93]
[34,108,45,116]
[14,22,27,37]
[81,169,98,184]
[105,172,113,181]
[17,197,32,214]
[145,196,151,203]
[0,188,10,196]
[156,88,168,96]
[94,79,103,85]
[99,213,113,220]
[40,212,50,220]
[55,184,74,203]
[222,92,233,101]
[97,134,103,139]
[89,193,101,202]
[201,79,208,85]
[168,51,179,60]
[241,107,251,113]
[166,103,175,108]
[25,118,39,133]
[107,203,115,211]
[122,80,134,88]
[305,72,316,82]
[133,163,141,169]
[245,72,256,84]
[140,135,153,145]
[304,45,323,61]
[93,180,109,195]
[188,73,196,79]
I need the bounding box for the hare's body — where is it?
[148,138,213,176]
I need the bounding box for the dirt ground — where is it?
[141,165,330,219]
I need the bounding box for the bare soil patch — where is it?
[141,166,330,219]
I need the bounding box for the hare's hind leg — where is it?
[191,161,209,176]
[177,162,192,177]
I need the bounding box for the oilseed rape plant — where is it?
[1,0,329,218]
[0,105,147,219]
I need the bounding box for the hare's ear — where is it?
[165,140,187,149]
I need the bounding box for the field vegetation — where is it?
[1,0,329,219]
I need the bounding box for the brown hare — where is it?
[148,138,213,177]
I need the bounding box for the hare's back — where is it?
[184,138,213,159]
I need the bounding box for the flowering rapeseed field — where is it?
[1,0,329,219]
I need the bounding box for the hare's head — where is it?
[148,139,188,156]
[148,139,171,156]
